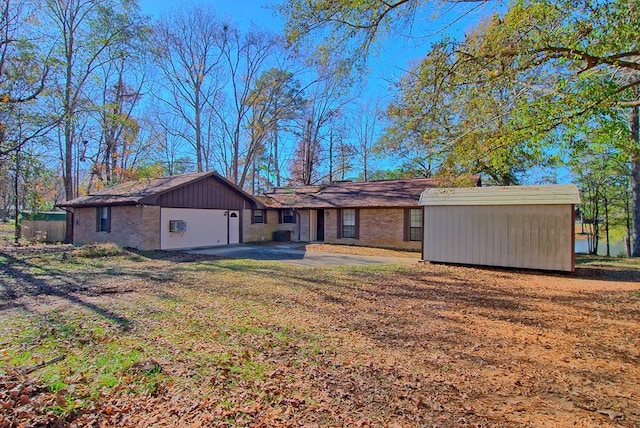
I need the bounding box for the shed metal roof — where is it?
[419,184,581,206]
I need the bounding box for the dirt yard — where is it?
[1,239,639,427]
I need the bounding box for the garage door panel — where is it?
[161,208,228,250]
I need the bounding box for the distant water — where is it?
[575,238,628,257]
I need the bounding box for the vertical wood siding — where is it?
[155,177,248,209]
[423,204,574,272]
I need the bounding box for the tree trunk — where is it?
[64,118,74,244]
[589,187,600,255]
[303,119,314,185]
[625,188,632,257]
[194,83,203,173]
[273,100,281,187]
[63,22,75,244]
[274,126,280,187]
[13,148,20,244]
[631,105,640,257]
[250,157,255,194]
[329,129,333,182]
[232,121,240,184]
[604,194,610,257]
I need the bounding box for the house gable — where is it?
[148,177,253,210]
[58,171,263,209]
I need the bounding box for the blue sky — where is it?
[137,0,505,95]
[138,0,284,29]
[135,1,525,180]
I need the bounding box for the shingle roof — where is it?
[263,177,480,209]
[57,171,261,208]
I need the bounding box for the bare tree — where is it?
[350,99,381,181]
[1,0,51,159]
[153,5,228,173]
[43,0,145,242]
[213,26,280,187]
[289,61,354,185]
[92,35,149,185]
[248,67,304,189]
[327,118,356,182]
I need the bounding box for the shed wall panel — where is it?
[423,204,574,272]
[471,209,478,263]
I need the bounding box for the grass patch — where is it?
[0,220,14,246]
[1,245,640,427]
[576,254,640,269]
[73,242,125,258]
[47,393,79,416]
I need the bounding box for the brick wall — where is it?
[74,205,147,249]
[243,209,310,242]
[141,205,160,250]
[244,207,421,249]
[243,209,280,242]
[325,208,422,250]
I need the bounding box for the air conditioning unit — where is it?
[169,220,187,233]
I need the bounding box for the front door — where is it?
[228,211,240,244]
[316,209,325,241]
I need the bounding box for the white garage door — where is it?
[160,208,238,250]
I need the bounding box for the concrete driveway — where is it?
[186,244,418,267]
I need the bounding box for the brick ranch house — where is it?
[246,177,481,250]
[59,171,480,251]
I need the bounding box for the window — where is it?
[252,209,265,224]
[409,208,422,241]
[281,209,295,223]
[342,208,357,238]
[96,206,111,233]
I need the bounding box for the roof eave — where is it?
[56,200,140,208]
[138,171,265,208]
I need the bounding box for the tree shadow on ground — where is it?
[0,250,131,330]
[427,260,640,283]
